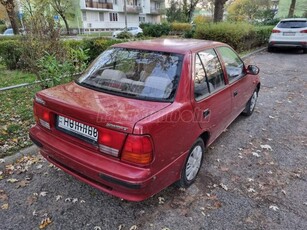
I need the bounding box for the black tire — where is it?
[242,90,258,116]
[268,46,274,53]
[303,48,307,54]
[177,138,204,188]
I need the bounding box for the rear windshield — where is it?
[77,48,183,102]
[277,20,307,28]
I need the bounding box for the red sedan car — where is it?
[29,39,260,201]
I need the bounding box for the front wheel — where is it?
[243,90,258,116]
[177,138,204,188]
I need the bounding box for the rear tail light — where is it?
[98,128,126,157]
[300,30,307,33]
[121,135,153,166]
[272,29,281,33]
[34,103,51,130]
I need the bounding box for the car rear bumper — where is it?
[268,41,307,49]
[29,125,185,201]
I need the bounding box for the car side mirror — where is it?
[247,65,260,75]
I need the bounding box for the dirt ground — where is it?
[1,49,306,230]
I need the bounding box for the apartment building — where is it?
[80,0,165,31]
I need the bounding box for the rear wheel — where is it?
[177,138,204,188]
[303,48,307,54]
[268,46,274,53]
[243,90,258,116]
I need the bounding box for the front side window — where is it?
[194,49,225,101]
[217,46,244,82]
[78,48,183,101]
[109,13,118,22]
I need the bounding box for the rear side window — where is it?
[277,20,307,28]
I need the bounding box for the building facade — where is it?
[80,0,165,31]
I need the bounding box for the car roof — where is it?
[112,38,225,54]
[280,18,307,21]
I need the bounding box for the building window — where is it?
[139,16,145,23]
[109,13,118,22]
[114,0,118,5]
[82,12,87,21]
[99,12,104,21]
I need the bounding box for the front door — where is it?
[192,48,232,144]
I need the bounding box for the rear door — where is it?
[216,46,253,118]
[192,48,232,143]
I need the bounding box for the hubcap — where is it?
[250,92,257,112]
[186,145,203,181]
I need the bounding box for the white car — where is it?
[1,28,14,36]
[112,26,143,38]
[268,18,307,53]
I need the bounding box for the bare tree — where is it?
[288,0,296,18]
[183,0,201,22]
[213,0,229,22]
[0,0,19,34]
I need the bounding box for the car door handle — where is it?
[203,109,210,118]
[233,90,238,97]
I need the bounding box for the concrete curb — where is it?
[0,145,38,171]
[242,47,267,60]
[0,46,267,171]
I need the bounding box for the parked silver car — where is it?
[268,18,307,53]
[112,26,143,38]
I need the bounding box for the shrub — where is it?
[140,23,171,37]
[117,31,133,39]
[170,22,192,34]
[0,40,22,70]
[0,25,6,34]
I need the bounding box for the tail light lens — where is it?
[34,103,51,130]
[121,135,153,166]
[98,128,126,157]
[300,30,307,33]
[272,29,281,33]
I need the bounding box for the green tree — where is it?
[166,0,200,23]
[227,0,273,22]
[0,0,19,34]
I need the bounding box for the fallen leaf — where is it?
[260,144,272,151]
[39,191,47,197]
[16,180,29,188]
[130,225,138,230]
[94,227,101,230]
[72,198,78,203]
[248,188,256,193]
[7,178,18,183]
[65,198,72,202]
[26,196,38,205]
[36,164,43,169]
[220,183,228,191]
[269,115,275,119]
[33,210,38,216]
[56,195,62,201]
[252,152,260,157]
[269,205,279,211]
[1,203,9,210]
[158,197,165,204]
[80,200,86,204]
[118,224,125,230]
[0,159,5,163]
[39,217,52,229]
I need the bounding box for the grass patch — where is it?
[0,64,36,88]
[0,67,40,158]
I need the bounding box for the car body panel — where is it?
[29,39,260,201]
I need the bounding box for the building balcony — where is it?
[150,7,165,15]
[85,0,113,9]
[124,5,143,14]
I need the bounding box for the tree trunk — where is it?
[214,0,228,22]
[0,0,19,34]
[60,14,70,35]
[288,0,296,18]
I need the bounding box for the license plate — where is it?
[57,115,98,141]
[283,32,295,36]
